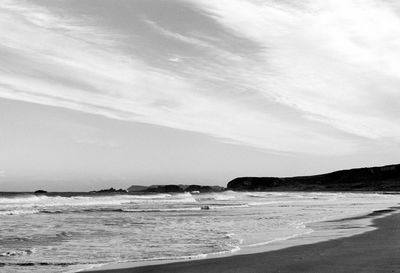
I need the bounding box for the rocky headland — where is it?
[227,163,400,191]
[90,187,128,194]
[33,190,48,195]
[127,184,225,193]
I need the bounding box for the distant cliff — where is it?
[90,187,127,194]
[127,185,148,192]
[127,184,225,193]
[227,164,400,191]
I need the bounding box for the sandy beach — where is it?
[86,208,400,273]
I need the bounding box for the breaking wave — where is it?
[0,249,35,257]
[0,193,196,206]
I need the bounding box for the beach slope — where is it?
[86,211,400,273]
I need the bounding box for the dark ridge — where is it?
[127,185,148,192]
[33,190,47,195]
[145,185,184,193]
[90,188,128,194]
[227,163,400,192]
[127,184,226,193]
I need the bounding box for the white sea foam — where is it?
[79,245,242,272]
[212,193,237,201]
[245,229,314,247]
[209,204,249,210]
[0,209,40,215]
[0,248,36,257]
[0,193,197,207]
[122,207,202,212]
[0,193,199,217]
[247,201,287,206]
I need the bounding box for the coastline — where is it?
[83,207,400,273]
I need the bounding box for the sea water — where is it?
[0,191,399,273]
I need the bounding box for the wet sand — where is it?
[86,210,400,273]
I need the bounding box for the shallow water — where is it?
[0,191,399,273]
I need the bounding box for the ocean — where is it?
[0,191,399,273]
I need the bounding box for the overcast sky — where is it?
[1,0,400,191]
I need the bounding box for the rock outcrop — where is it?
[184,185,222,193]
[145,185,184,193]
[227,164,400,191]
[91,187,127,194]
[34,190,47,194]
[127,184,226,193]
[127,185,148,192]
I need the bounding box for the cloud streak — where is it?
[1,0,399,155]
[189,0,400,138]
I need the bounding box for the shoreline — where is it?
[83,207,400,273]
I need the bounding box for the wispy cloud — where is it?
[144,18,213,48]
[1,0,399,155]
[189,0,400,139]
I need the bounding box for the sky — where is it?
[1,0,400,191]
